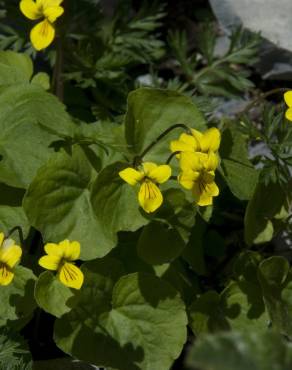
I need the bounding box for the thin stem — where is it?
[7,226,24,246]
[52,36,64,101]
[239,87,290,116]
[166,151,181,164]
[139,123,191,160]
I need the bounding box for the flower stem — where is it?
[239,87,290,116]
[52,35,64,101]
[166,151,181,164]
[139,123,191,160]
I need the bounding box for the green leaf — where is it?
[154,260,200,305]
[31,72,50,90]
[0,329,32,369]
[0,183,29,242]
[137,221,185,265]
[0,266,36,327]
[219,128,258,200]
[244,181,288,245]
[188,290,227,334]
[152,188,196,244]
[0,84,74,188]
[221,281,268,332]
[54,260,187,370]
[0,51,33,86]
[189,280,268,336]
[125,88,206,161]
[34,271,78,318]
[258,256,292,337]
[182,216,206,275]
[186,330,292,370]
[111,236,199,304]
[233,251,263,284]
[24,146,149,260]
[90,162,149,244]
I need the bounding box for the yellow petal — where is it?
[148,165,171,184]
[39,255,61,270]
[180,152,205,172]
[43,5,64,22]
[44,242,64,257]
[38,0,63,7]
[202,171,215,184]
[58,262,84,289]
[0,244,22,268]
[119,167,144,186]
[30,19,55,51]
[205,152,219,171]
[178,170,200,190]
[142,162,157,176]
[207,181,219,197]
[138,181,163,213]
[284,91,292,108]
[0,266,14,286]
[200,128,221,153]
[20,0,42,20]
[285,108,292,122]
[170,133,198,153]
[192,183,214,206]
[190,129,203,147]
[59,240,80,261]
[0,233,4,247]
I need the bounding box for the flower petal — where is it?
[205,152,219,171]
[138,181,163,213]
[170,133,197,153]
[285,107,292,122]
[58,263,84,289]
[38,0,63,7]
[192,183,214,206]
[20,0,42,20]
[180,152,205,172]
[119,167,144,186]
[148,165,171,184]
[30,19,55,51]
[190,129,203,147]
[178,170,200,190]
[142,162,157,176]
[39,255,61,270]
[202,171,215,184]
[0,244,22,268]
[284,91,292,108]
[0,233,4,247]
[207,181,219,197]
[0,266,14,286]
[43,5,64,22]
[44,242,64,257]
[200,127,221,153]
[61,240,80,261]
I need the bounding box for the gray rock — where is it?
[210,0,292,80]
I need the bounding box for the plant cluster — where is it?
[0,1,291,370]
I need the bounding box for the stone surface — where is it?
[210,0,292,80]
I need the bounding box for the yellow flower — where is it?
[284,91,292,122]
[170,127,221,156]
[39,240,84,289]
[119,162,171,213]
[0,233,22,286]
[178,152,219,206]
[19,0,64,51]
